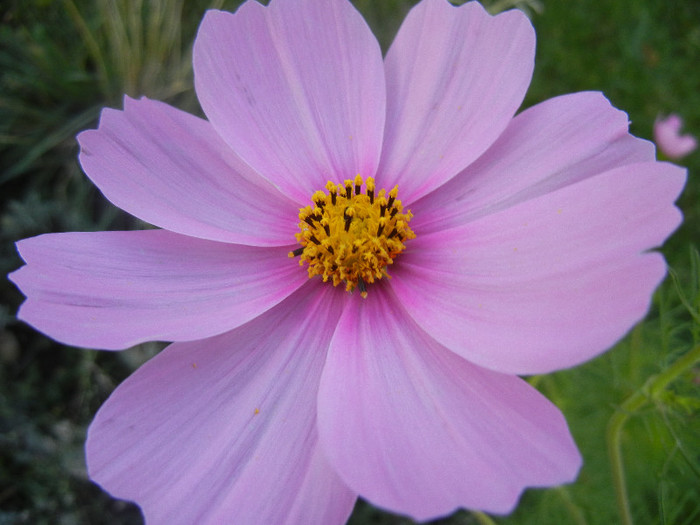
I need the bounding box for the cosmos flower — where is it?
[654,113,697,160]
[9,0,685,523]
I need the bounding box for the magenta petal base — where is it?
[318,285,581,520]
[87,284,355,525]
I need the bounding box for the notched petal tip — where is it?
[76,95,298,246]
[8,231,307,351]
[194,0,386,203]
[380,0,536,203]
[318,287,583,520]
[86,283,354,524]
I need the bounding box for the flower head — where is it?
[654,113,697,160]
[9,0,685,523]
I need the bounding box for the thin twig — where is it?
[606,344,700,525]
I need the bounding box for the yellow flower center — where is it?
[289,174,415,298]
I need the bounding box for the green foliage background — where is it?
[1,0,698,524]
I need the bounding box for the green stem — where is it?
[555,486,588,525]
[472,511,498,525]
[62,0,112,98]
[606,344,700,525]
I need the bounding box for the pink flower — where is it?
[654,113,697,160]
[9,0,685,523]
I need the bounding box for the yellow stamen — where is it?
[289,175,415,298]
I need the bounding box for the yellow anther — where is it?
[387,186,399,208]
[326,181,338,204]
[312,190,327,206]
[365,177,376,204]
[354,174,363,195]
[290,175,415,297]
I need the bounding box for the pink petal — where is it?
[193,0,385,203]
[377,0,535,202]
[393,162,685,375]
[78,96,298,246]
[9,230,307,349]
[317,285,581,520]
[87,283,355,524]
[412,92,656,233]
[654,113,697,160]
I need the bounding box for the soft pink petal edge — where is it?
[87,282,355,525]
[393,161,686,375]
[318,284,581,520]
[194,0,386,203]
[411,91,656,232]
[9,229,306,349]
[78,96,298,246]
[378,0,535,202]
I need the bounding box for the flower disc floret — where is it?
[290,175,415,297]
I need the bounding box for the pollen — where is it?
[289,175,415,298]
